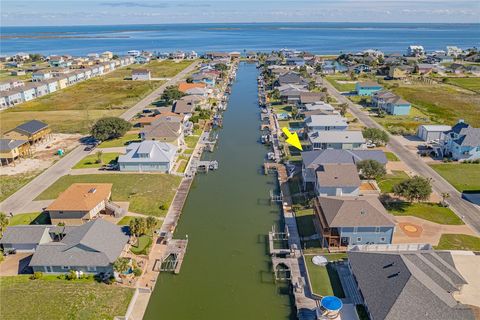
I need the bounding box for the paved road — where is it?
[321,78,480,234]
[0,61,199,214]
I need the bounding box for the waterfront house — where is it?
[315,164,361,196]
[442,120,480,161]
[308,130,365,150]
[29,219,129,275]
[0,139,31,165]
[416,124,452,142]
[0,225,53,252]
[407,45,425,57]
[20,84,37,102]
[178,82,207,93]
[348,250,474,320]
[305,115,348,132]
[302,102,336,113]
[141,117,184,146]
[280,88,306,104]
[48,55,66,67]
[4,120,51,145]
[298,92,327,107]
[173,100,195,117]
[371,90,411,115]
[277,72,308,86]
[118,140,177,173]
[32,70,52,82]
[265,56,282,66]
[135,55,150,64]
[132,69,151,81]
[313,196,395,249]
[416,63,435,75]
[355,81,383,96]
[286,57,305,66]
[191,73,216,86]
[301,149,387,188]
[179,95,208,110]
[46,183,118,225]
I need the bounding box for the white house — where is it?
[34,82,49,97]
[32,70,52,82]
[118,140,178,173]
[305,115,348,132]
[309,130,365,150]
[417,125,452,142]
[407,45,425,57]
[20,84,37,102]
[132,69,151,81]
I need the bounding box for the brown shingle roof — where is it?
[316,164,361,188]
[46,183,112,212]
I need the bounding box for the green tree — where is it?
[95,150,103,164]
[146,216,157,233]
[161,86,185,104]
[307,80,316,91]
[362,127,389,146]
[393,176,432,202]
[91,117,131,141]
[0,212,9,237]
[291,106,299,120]
[270,89,280,101]
[357,160,386,179]
[339,103,348,116]
[214,63,228,71]
[113,257,131,274]
[29,53,43,62]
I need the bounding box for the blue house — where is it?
[313,196,395,249]
[118,140,178,173]
[372,90,411,115]
[191,73,216,86]
[442,120,480,161]
[355,81,383,96]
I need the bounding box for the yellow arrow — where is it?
[282,127,303,151]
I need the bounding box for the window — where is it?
[375,227,380,233]
[357,237,362,242]
[87,266,96,272]
[62,266,70,270]
[353,227,358,233]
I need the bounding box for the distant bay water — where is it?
[0,22,479,56]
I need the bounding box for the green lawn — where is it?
[304,255,346,298]
[176,159,188,173]
[73,152,120,169]
[430,163,480,192]
[117,215,136,226]
[0,276,134,320]
[8,212,50,225]
[325,76,356,92]
[145,60,195,78]
[444,77,480,93]
[0,170,42,202]
[392,84,480,127]
[435,234,480,251]
[386,202,464,225]
[295,208,317,238]
[185,135,200,149]
[97,132,141,148]
[385,151,400,161]
[36,174,181,217]
[377,170,410,193]
[130,235,153,255]
[372,106,433,135]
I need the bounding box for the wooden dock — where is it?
[159,177,193,236]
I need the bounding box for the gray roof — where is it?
[141,118,182,140]
[316,164,361,188]
[29,219,128,267]
[302,149,387,168]
[0,225,50,245]
[308,130,365,144]
[299,92,326,104]
[14,120,49,135]
[118,140,177,164]
[454,127,480,147]
[348,251,474,320]
[0,139,28,152]
[305,115,348,128]
[317,196,395,227]
[278,72,307,85]
[173,100,194,114]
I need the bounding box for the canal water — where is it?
[143,63,295,319]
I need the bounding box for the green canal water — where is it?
[143,63,295,319]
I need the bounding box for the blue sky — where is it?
[2,0,479,26]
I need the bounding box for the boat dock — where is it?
[156,238,189,274]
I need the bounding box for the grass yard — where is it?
[117,215,136,225]
[97,132,141,148]
[385,151,400,161]
[444,77,480,93]
[435,234,480,251]
[73,152,120,169]
[8,212,50,225]
[0,170,42,202]
[130,235,152,255]
[36,174,181,217]
[176,159,188,173]
[386,202,464,225]
[392,84,480,127]
[0,276,134,320]
[376,170,409,193]
[185,135,200,149]
[372,106,433,135]
[145,60,195,78]
[295,208,317,238]
[430,163,480,192]
[304,255,346,298]
[325,76,356,92]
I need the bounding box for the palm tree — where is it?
[441,192,450,207]
[113,257,130,274]
[0,212,9,237]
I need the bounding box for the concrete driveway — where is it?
[452,252,480,308]
[0,253,33,276]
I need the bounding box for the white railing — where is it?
[348,243,432,252]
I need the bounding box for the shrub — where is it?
[133,268,142,277]
[30,272,43,280]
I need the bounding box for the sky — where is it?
[1,0,480,26]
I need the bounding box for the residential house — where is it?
[46,183,120,225]
[447,46,463,57]
[416,63,435,75]
[1,88,23,108]
[355,81,383,96]
[170,51,186,60]
[298,92,327,107]
[57,77,69,89]
[29,219,129,275]
[436,55,455,64]
[32,70,52,82]
[348,250,475,320]
[141,117,184,146]
[132,69,151,81]
[135,55,150,64]
[20,84,37,102]
[388,66,412,79]
[417,125,452,142]
[0,139,31,165]
[308,130,366,150]
[372,90,411,115]
[178,82,207,93]
[179,95,208,110]
[407,45,425,57]
[280,88,307,104]
[43,79,58,94]
[4,120,51,145]
[442,120,480,161]
[173,100,195,117]
[101,51,113,59]
[301,149,387,188]
[48,56,66,67]
[34,82,49,97]
[277,72,308,86]
[315,164,361,196]
[313,196,395,249]
[191,73,216,86]
[118,140,177,173]
[0,225,53,252]
[286,57,305,66]
[246,51,257,59]
[305,115,348,132]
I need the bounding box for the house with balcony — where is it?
[313,196,395,250]
[308,130,365,150]
[3,120,51,145]
[304,115,348,133]
[442,120,480,161]
[372,90,411,115]
[355,81,383,96]
[0,139,31,165]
